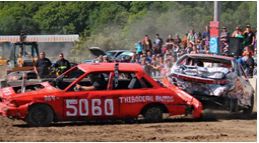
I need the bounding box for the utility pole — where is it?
[214,1,221,54]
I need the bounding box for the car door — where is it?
[62,72,119,120]
[108,72,152,117]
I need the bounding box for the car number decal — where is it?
[65,99,114,116]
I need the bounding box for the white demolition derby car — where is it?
[163,54,254,117]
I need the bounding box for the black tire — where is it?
[243,94,254,117]
[143,106,163,123]
[25,104,54,127]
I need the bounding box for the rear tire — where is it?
[143,106,163,123]
[25,104,54,127]
[243,94,254,118]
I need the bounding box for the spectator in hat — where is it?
[220,26,230,42]
[135,41,143,55]
[243,25,255,49]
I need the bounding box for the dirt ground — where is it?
[0,78,257,142]
[0,104,256,142]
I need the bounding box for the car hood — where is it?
[89,47,106,57]
[0,82,59,100]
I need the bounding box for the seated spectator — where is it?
[205,36,210,48]
[185,42,193,54]
[147,51,152,61]
[135,57,140,64]
[243,46,254,57]
[120,56,127,63]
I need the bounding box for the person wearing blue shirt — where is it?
[202,26,210,40]
[135,41,143,55]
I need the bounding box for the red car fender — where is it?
[162,77,203,118]
[17,102,34,119]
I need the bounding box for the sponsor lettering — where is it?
[119,96,174,104]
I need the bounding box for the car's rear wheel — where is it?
[243,94,254,118]
[143,106,163,123]
[25,104,54,127]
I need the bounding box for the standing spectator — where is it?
[34,52,52,79]
[181,33,188,49]
[54,53,71,76]
[166,34,174,51]
[187,29,198,44]
[150,55,158,77]
[244,52,254,78]
[202,25,210,42]
[232,26,243,37]
[243,25,255,52]
[135,41,143,55]
[142,35,152,53]
[153,40,161,54]
[154,34,163,54]
[174,33,182,49]
[220,26,230,42]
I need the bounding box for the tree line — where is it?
[0,1,256,58]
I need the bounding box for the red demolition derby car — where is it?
[0,63,202,127]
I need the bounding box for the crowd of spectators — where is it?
[97,24,257,78]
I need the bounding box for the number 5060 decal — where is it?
[65,99,114,116]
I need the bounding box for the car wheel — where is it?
[143,106,163,123]
[25,104,54,127]
[243,94,254,118]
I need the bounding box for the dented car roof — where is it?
[78,63,144,73]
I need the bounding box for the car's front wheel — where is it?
[25,104,54,127]
[143,106,163,123]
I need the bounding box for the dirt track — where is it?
[0,77,257,142]
[0,107,256,142]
